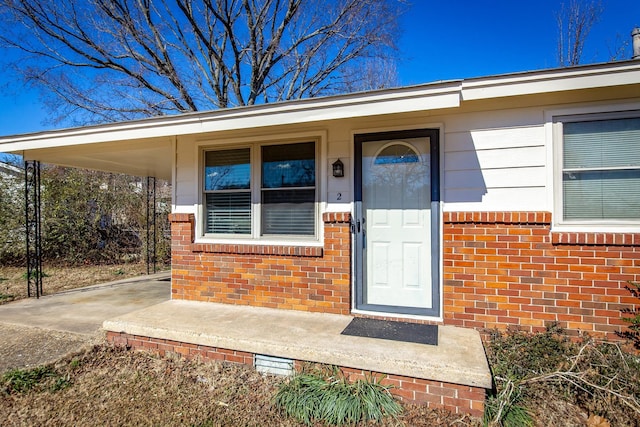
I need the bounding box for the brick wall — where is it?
[339,366,485,416]
[170,210,640,338]
[106,331,254,365]
[443,212,640,339]
[169,212,351,315]
[106,331,485,417]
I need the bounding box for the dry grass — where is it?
[0,263,482,426]
[0,345,481,427]
[0,263,155,303]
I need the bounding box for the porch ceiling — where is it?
[22,137,173,180]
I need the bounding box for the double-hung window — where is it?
[203,141,317,238]
[557,112,640,225]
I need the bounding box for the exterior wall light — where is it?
[332,159,344,178]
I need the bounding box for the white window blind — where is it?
[261,142,316,236]
[262,189,315,235]
[203,141,317,237]
[562,117,640,221]
[204,148,251,234]
[206,193,251,234]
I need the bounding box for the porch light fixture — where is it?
[332,159,344,178]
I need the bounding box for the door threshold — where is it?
[351,308,443,323]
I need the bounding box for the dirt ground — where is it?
[0,263,156,303]
[0,265,481,425]
[0,323,97,373]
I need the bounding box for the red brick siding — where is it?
[106,331,485,417]
[340,367,485,417]
[170,210,640,338]
[169,212,351,314]
[444,211,640,339]
[106,331,254,365]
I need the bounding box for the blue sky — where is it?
[0,0,638,137]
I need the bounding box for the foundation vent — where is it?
[254,354,294,376]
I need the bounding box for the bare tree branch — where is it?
[556,0,603,67]
[0,0,404,125]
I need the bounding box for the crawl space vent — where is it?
[254,354,294,376]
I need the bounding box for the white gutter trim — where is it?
[461,60,640,100]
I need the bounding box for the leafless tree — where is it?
[0,0,404,125]
[556,0,603,67]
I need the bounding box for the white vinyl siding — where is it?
[443,122,547,211]
[559,115,640,223]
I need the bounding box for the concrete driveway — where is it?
[0,272,171,372]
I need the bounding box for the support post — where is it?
[25,160,43,298]
[145,176,157,274]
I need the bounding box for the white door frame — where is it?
[353,129,441,317]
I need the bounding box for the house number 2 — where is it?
[336,192,342,200]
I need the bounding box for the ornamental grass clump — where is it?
[275,367,402,426]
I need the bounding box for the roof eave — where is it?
[2,60,640,153]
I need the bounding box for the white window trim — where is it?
[196,130,327,246]
[546,102,640,232]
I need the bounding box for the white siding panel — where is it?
[442,117,547,212]
[174,138,198,211]
[445,125,544,152]
[444,186,548,211]
[442,108,543,133]
[445,166,545,189]
[445,145,545,171]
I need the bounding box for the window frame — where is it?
[552,108,640,231]
[203,146,253,238]
[199,134,324,244]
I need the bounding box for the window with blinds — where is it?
[203,141,317,237]
[204,148,251,234]
[261,142,316,235]
[562,117,640,221]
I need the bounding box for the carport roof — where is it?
[1,60,639,180]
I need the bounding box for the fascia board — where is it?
[197,83,461,133]
[461,61,640,100]
[0,81,461,153]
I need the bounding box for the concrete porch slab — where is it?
[103,300,492,389]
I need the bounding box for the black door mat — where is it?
[341,318,438,346]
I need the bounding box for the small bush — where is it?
[275,367,402,426]
[617,280,640,349]
[483,392,532,427]
[485,325,640,426]
[2,366,71,394]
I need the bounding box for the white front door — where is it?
[354,130,440,316]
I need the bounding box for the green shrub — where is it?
[485,325,640,426]
[275,367,402,426]
[483,393,532,427]
[617,280,640,349]
[2,365,71,393]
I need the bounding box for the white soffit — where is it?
[461,61,640,100]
